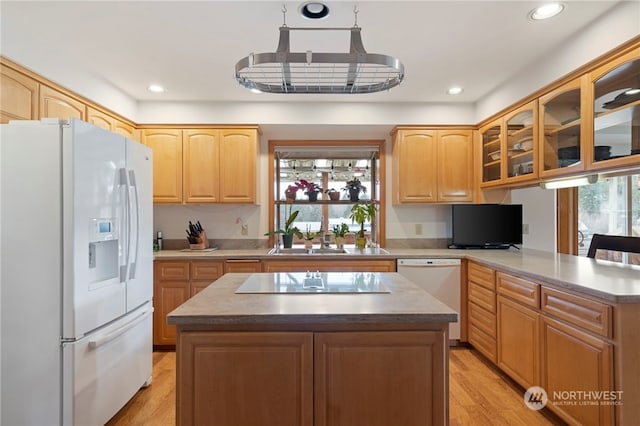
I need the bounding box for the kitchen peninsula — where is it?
[167,272,457,426]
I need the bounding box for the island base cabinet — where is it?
[540,316,614,426]
[315,331,447,426]
[175,329,448,426]
[177,331,314,426]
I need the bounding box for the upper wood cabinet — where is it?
[87,106,114,131]
[113,119,139,141]
[1,64,39,123]
[145,127,258,204]
[392,128,473,203]
[479,119,503,187]
[39,85,85,120]
[587,46,640,172]
[142,128,184,203]
[219,128,258,203]
[183,129,221,203]
[503,100,538,184]
[538,75,588,179]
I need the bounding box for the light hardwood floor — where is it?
[106,347,565,425]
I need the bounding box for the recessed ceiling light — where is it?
[624,88,640,95]
[447,87,463,95]
[300,2,330,20]
[528,3,565,21]
[147,84,165,93]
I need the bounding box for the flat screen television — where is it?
[451,204,523,249]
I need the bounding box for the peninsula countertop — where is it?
[167,272,458,327]
[155,247,640,303]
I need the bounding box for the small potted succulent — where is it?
[302,225,318,249]
[264,208,303,248]
[349,201,377,249]
[343,177,366,202]
[325,188,341,201]
[331,223,350,249]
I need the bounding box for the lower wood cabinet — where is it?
[466,263,620,425]
[176,330,447,426]
[153,260,223,346]
[497,295,539,389]
[540,316,614,426]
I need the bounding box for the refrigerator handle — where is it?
[119,168,130,283]
[128,169,140,279]
[87,307,153,349]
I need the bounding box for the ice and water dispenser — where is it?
[88,218,119,287]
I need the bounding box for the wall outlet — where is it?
[241,224,248,235]
[415,223,423,235]
[522,224,529,235]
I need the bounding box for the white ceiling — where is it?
[0,0,627,107]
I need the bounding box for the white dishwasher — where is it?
[397,258,461,341]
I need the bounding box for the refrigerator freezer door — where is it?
[125,139,154,312]
[62,302,153,425]
[63,120,127,339]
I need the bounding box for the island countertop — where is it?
[167,272,458,327]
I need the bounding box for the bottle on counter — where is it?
[157,231,163,251]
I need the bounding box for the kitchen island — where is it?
[167,272,457,426]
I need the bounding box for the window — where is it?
[268,141,385,247]
[578,173,640,264]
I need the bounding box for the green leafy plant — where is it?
[349,202,377,238]
[264,208,303,238]
[331,223,350,238]
[343,177,367,194]
[303,225,318,241]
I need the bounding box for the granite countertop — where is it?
[167,272,458,326]
[155,247,640,303]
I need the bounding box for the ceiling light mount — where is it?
[235,6,404,94]
[300,2,330,20]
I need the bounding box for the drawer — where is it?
[191,261,224,281]
[468,262,495,290]
[541,286,612,338]
[468,300,496,337]
[497,272,540,308]
[156,261,189,281]
[224,259,262,273]
[468,281,496,313]
[468,322,497,363]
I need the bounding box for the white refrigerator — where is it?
[1,118,154,425]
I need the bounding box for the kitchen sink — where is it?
[267,247,348,255]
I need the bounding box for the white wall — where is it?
[511,186,556,252]
[476,1,640,121]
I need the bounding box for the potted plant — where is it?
[349,201,377,249]
[343,177,366,202]
[264,208,303,248]
[302,225,318,249]
[296,179,323,202]
[331,223,350,249]
[284,184,300,202]
[325,188,341,201]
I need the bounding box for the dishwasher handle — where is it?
[397,258,461,267]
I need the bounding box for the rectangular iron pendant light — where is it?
[235,7,404,94]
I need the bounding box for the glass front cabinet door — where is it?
[480,119,503,186]
[539,76,587,178]
[588,47,640,171]
[504,100,538,184]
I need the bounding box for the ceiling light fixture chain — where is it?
[281,4,288,27]
[234,4,404,94]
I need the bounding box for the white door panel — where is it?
[125,139,153,311]
[62,302,153,425]
[63,120,127,338]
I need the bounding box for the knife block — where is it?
[189,231,209,250]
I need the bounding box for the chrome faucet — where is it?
[319,217,331,248]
